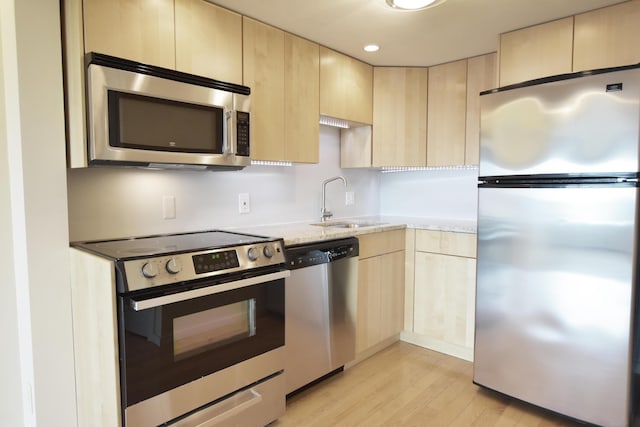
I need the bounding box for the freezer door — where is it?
[479,67,640,177]
[474,185,637,427]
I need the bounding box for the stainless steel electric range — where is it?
[71,230,289,427]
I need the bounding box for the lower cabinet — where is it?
[355,230,405,362]
[402,229,477,361]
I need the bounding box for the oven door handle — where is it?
[129,270,290,311]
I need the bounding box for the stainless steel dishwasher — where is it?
[284,237,359,395]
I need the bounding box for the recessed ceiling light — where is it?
[364,44,380,52]
[385,0,447,10]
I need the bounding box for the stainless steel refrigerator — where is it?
[474,65,640,427]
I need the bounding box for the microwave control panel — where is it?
[236,111,250,157]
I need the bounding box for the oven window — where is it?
[173,299,256,361]
[107,91,224,153]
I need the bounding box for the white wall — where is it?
[379,167,479,221]
[68,126,380,241]
[1,0,76,425]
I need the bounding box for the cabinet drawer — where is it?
[358,229,405,259]
[415,230,476,258]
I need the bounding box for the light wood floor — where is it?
[274,342,583,427]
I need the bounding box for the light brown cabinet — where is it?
[427,59,468,167]
[465,53,497,165]
[243,18,286,161]
[372,67,428,167]
[83,0,243,84]
[320,47,373,125]
[498,17,574,86]
[243,18,319,163]
[175,0,242,84]
[355,230,405,361]
[574,0,640,72]
[83,0,176,69]
[403,229,477,361]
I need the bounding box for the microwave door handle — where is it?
[224,110,235,155]
[129,270,290,311]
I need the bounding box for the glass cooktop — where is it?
[71,230,274,260]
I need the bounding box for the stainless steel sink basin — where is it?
[310,221,386,228]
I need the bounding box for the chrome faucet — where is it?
[321,176,347,222]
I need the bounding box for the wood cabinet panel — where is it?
[340,125,372,168]
[242,17,285,161]
[574,0,640,72]
[427,59,468,166]
[320,47,373,125]
[83,0,175,69]
[465,53,497,165]
[356,250,405,355]
[415,229,476,258]
[358,229,406,259]
[175,0,242,84]
[413,252,476,348]
[284,34,320,163]
[372,67,428,167]
[499,17,573,86]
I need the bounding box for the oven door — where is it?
[117,270,287,418]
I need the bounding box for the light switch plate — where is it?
[345,191,355,206]
[162,195,176,219]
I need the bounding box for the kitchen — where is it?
[2,0,640,425]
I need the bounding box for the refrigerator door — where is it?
[480,67,640,178]
[474,185,637,426]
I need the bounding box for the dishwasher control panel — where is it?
[285,237,359,270]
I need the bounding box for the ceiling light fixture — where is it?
[385,0,447,11]
[364,44,380,52]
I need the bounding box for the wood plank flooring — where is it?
[274,342,584,427]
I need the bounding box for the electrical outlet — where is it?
[238,193,250,214]
[345,191,355,206]
[162,195,176,219]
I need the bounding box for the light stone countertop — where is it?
[231,216,476,246]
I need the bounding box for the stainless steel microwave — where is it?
[86,53,251,170]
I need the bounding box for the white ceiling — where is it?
[209,0,627,67]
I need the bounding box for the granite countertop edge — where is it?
[233,216,477,246]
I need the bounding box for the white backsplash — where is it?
[379,167,479,221]
[68,126,479,242]
[67,126,379,241]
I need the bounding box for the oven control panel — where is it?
[193,250,240,274]
[120,241,286,293]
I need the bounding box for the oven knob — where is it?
[166,258,182,274]
[247,247,259,261]
[263,246,274,258]
[141,262,159,278]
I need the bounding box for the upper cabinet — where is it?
[573,0,640,72]
[372,67,428,167]
[83,0,243,85]
[498,17,574,86]
[83,0,176,69]
[427,59,468,167]
[465,53,497,165]
[174,0,243,85]
[243,18,320,163]
[320,47,373,125]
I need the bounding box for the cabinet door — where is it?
[320,47,373,125]
[284,34,320,163]
[372,67,428,167]
[465,53,497,165]
[175,0,242,84]
[242,17,285,161]
[498,17,573,86]
[83,0,175,69]
[413,252,476,349]
[356,250,405,355]
[574,0,640,72]
[427,59,467,167]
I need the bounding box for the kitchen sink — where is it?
[310,221,386,228]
